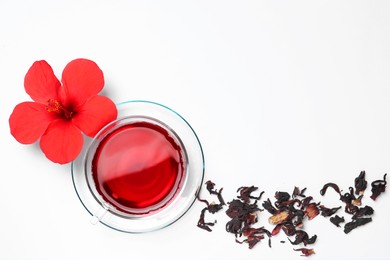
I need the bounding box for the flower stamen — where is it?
[47,99,74,119]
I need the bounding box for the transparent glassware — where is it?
[71,100,205,233]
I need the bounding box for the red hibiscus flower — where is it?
[9,59,118,164]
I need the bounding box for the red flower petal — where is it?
[24,60,61,104]
[61,59,104,108]
[40,120,84,164]
[9,102,55,144]
[72,95,118,137]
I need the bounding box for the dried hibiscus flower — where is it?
[370,173,387,201]
[320,183,342,196]
[288,230,317,246]
[293,248,316,257]
[197,207,216,232]
[344,217,372,234]
[292,186,307,198]
[354,171,367,195]
[237,186,264,204]
[262,198,278,215]
[319,205,341,217]
[238,227,271,249]
[352,205,374,220]
[330,215,345,227]
[319,171,385,235]
[9,59,118,164]
[305,203,320,220]
[205,180,226,206]
[198,171,386,257]
[196,181,225,232]
[225,186,270,249]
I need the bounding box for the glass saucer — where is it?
[71,100,205,233]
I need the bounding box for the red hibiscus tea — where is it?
[90,119,187,216]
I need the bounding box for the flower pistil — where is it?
[46,99,74,119]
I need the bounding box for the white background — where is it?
[1,1,389,259]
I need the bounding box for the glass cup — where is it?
[72,100,205,233]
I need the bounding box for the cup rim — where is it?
[84,115,190,217]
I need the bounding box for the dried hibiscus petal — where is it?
[305,203,320,220]
[226,218,242,235]
[242,226,271,237]
[242,226,272,247]
[237,186,264,203]
[293,210,305,227]
[236,235,265,249]
[300,196,314,209]
[319,205,341,217]
[205,180,217,194]
[226,199,260,221]
[320,183,341,196]
[354,171,367,195]
[278,199,302,209]
[207,202,224,214]
[196,181,225,232]
[288,230,317,246]
[294,248,316,257]
[340,188,356,204]
[197,196,223,214]
[344,203,359,215]
[292,186,307,198]
[370,173,387,201]
[197,208,217,232]
[282,222,297,236]
[330,215,345,227]
[205,180,226,205]
[352,205,374,219]
[225,199,245,219]
[225,186,269,248]
[271,223,284,236]
[262,198,278,215]
[344,217,372,234]
[275,191,291,205]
